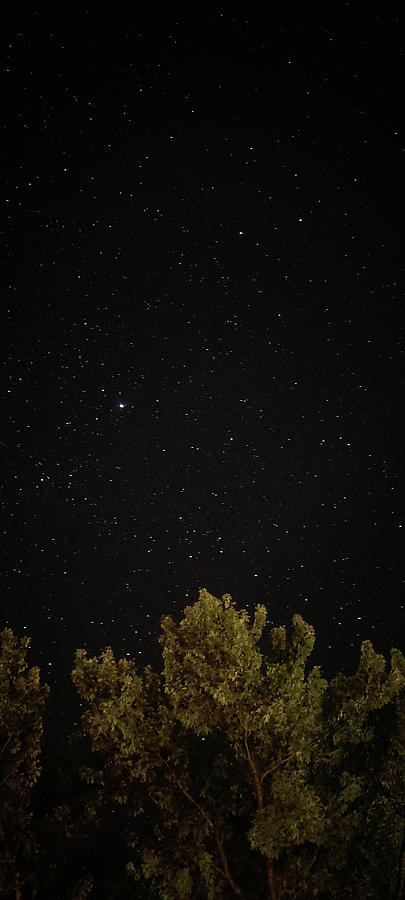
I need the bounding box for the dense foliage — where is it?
[0,628,49,899]
[1,589,404,898]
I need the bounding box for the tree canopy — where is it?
[0,628,49,899]
[1,591,404,898]
[71,589,405,899]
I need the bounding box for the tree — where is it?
[72,589,405,899]
[0,628,49,899]
[71,646,224,898]
[160,589,328,899]
[302,639,405,896]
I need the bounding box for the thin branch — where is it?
[243,731,263,808]
[215,833,247,898]
[157,752,215,832]
[0,768,14,791]
[0,735,13,756]
[261,753,290,785]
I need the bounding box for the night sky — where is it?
[2,8,404,730]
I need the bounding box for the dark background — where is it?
[1,7,403,731]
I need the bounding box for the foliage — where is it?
[0,628,49,898]
[31,724,155,898]
[71,589,405,899]
[306,641,405,897]
[1,591,404,898]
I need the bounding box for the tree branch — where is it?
[0,734,12,756]
[243,732,278,900]
[215,833,247,898]
[157,752,245,897]
[243,731,263,809]
[157,752,215,832]
[0,767,14,791]
[261,752,290,785]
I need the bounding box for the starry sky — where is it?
[2,8,404,728]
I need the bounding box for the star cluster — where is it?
[1,10,403,727]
